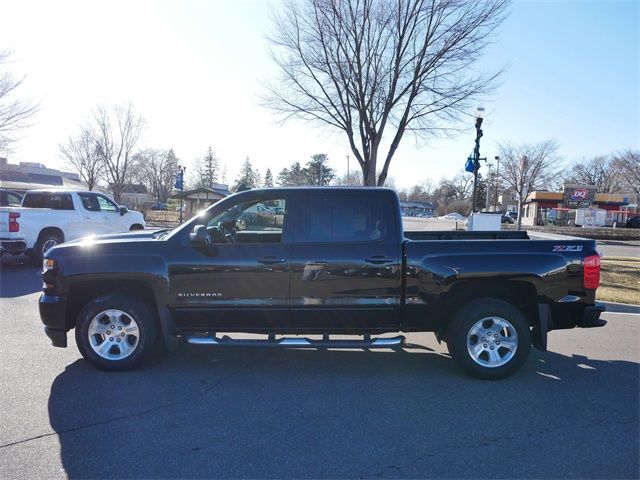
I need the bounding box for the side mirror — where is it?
[189,224,211,247]
[119,206,128,216]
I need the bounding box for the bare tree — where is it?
[333,169,364,186]
[611,150,640,201]
[89,104,145,202]
[265,0,508,186]
[134,149,179,203]
[0,50,38,153]
[564,155,619,193]
[498,140,561,230]
[59,129,102,190]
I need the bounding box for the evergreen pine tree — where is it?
[233,156,259,191]
[264,168,274,187]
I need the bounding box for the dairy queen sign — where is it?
[563,185,597,208]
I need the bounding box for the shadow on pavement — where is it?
[0,256,41,298]
[48,346,639,479]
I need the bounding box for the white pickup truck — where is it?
[0,189,145,262]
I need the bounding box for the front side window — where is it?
[22,193,74,210]
[96,195,118,212]
[206,199,287,244]
[294,194,386,243]
[78,193,100,212]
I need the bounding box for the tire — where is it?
[130,224,144,231]
[34,230,63,264]
[445,298,531,380]
[75,293,158,371]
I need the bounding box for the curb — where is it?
[600,301,640,314]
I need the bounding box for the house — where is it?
[172,184,231,216]
[110,184,151,208]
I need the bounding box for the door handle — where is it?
[257,256,287,265]
[365,256,395,265]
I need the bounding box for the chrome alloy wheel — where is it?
[41,238,58,255]
[88,309,140,360]
[467,316,518,368]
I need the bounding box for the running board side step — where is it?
[186,334,406,349]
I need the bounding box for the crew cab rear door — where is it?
[289,190,402,330]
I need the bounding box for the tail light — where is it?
[9,212,20,232]
[583,254,601,290]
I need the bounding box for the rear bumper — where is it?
[534,302,606,352]
[577,303,607,328]
[0,239,26,255]
[39,294,68,348]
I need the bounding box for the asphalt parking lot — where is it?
[0,257,638,479]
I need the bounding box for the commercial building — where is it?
[522,184,634,227]
[399,200,435,217]
[0,159,88,192]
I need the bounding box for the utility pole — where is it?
[486,163,493,211]
[346,155,350,185]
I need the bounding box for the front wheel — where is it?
[446,298,532,380]
[75,293,157,371]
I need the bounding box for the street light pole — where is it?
[494,155,500,211]
[471,106,485,213]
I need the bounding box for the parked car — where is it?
[507,211,518,220]
[40,187,605,379]
[150,202,168,211]
[0,189,23,207]
[626,215,640,229]
[0,189,145,262]
[441,212,465,221]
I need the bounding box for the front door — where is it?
[77,193,105,236]
[289,191,402,331]
[169,194,292,330]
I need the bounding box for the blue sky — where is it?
[1,0,638,188]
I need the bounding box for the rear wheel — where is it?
[446,298,531,380]
[130,224,144,231]
[33,230,63,264]
[75,293,157,371]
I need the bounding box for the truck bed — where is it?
[404,230,529,241]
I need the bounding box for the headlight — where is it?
[42,258,55,273]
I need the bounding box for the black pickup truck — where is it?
[39,188,606,379]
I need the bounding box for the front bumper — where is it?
[0,239,27,256]
[39,294,68,348]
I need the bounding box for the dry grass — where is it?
[598,257,640,304]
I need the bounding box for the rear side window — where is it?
[22,192,74,210]
[295,193,388,243]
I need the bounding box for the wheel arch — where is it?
[36,226,65,246]
[65,280,158,330]
[436,280,539,341]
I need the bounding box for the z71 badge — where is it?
[553,245,583,252]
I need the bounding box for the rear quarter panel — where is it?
[403,239,597,329]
